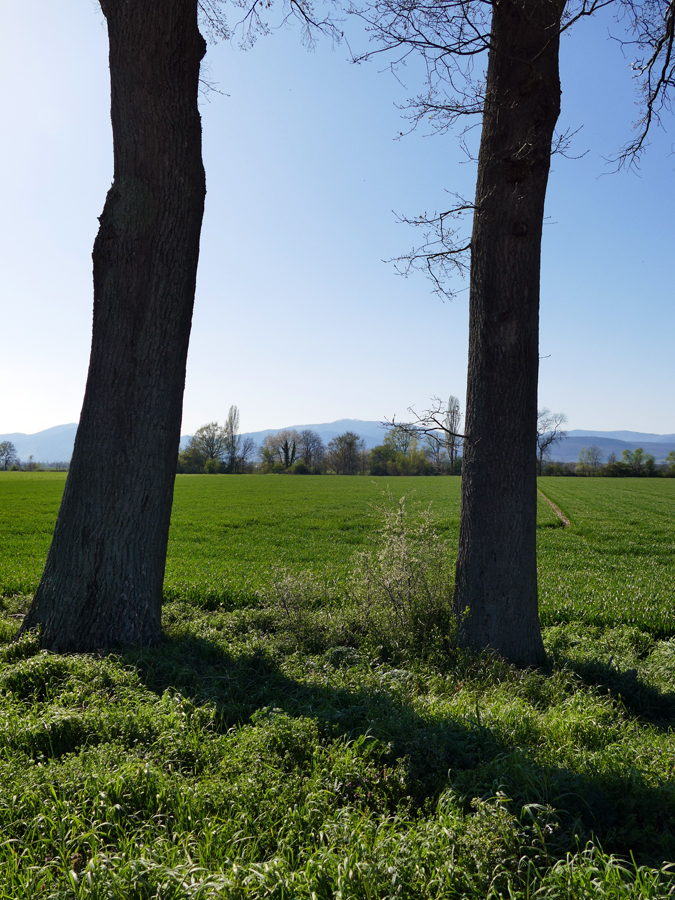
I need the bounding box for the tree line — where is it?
[257,424,463,476]
[534,410,675,477]
[178,396,466,476]
[0,442,68,471]
[543,447,675,477]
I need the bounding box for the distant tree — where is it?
[236,437,257,472]
[444,396,462,467]
[177,410,254,474]
[666,450,675,476]
[542,460,572,477]
[278,431,299,469]
[178,421,226,473]
[327,431,366,475]
[588,445,603,472]
[260,429,301,470]
[423,434,449,471]
[193,422,229,462]
[223,406,241,472]
[368,443,397,475]
[536,410,568,475]
[371,425,437,475]
[622,447,655,476]
[222,405,256,473]
[0,441,18,471]
[384,396,463,457]
[177,443,207,474]
[603,452,630,477]
[287,459,311,475]
[297,429,325,470]
[258,444,278,472]
[577,445,603,476]
[24,456,42,472]
[383,424,418,456]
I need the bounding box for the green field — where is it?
[1,473,675,897]
[3,473,674,634]
[536,479,675,633]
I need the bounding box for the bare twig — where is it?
[613,0,675,167]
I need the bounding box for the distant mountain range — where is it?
[549,431,675,464]
[2,422,675,465]
[0,423,79,463]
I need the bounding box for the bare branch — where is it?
[346,0,608,297]
[536,408,568,472]
[387,192,475,299]
[198,0,231,41]
[233,0,344,49]
[383,396,465,443]
[613,0,675,167]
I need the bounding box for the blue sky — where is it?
[1,1,673,436]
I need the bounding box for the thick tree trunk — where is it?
[18,0,206,652]
[453,0,564,666]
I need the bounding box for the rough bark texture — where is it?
[454,0,564,667]
[18,0,206,651]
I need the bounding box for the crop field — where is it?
[536,479,675,634]
[1,474,466,603]
[3,474,674,634]
[1,472,675,897]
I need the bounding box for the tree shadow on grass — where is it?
[125,633,675,867]
[560,657,675,726]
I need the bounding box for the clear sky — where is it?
[1,1,673,436]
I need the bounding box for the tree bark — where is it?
[454,0,564,666]
[18,0,206,652]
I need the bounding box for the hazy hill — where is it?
[550,434,675,464]
[0,424,78,463]
[567,429,675,444]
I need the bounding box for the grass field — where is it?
[536,480,675,634]
[1,473,464,601]
[1,472,675,897]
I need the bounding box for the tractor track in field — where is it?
[538,488,571,528]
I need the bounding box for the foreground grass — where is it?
[1,474,675,896]
[1,599,675,897]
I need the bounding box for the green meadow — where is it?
[0,474,464,603]
[1,472,675,897]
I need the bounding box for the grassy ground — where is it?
[1,473,674,897]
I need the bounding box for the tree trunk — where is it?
[18,0,206,652]
[453,0,564,667]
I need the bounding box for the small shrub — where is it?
[347,493,455,654]
[264,493,455,657]
[288,460,310,474]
